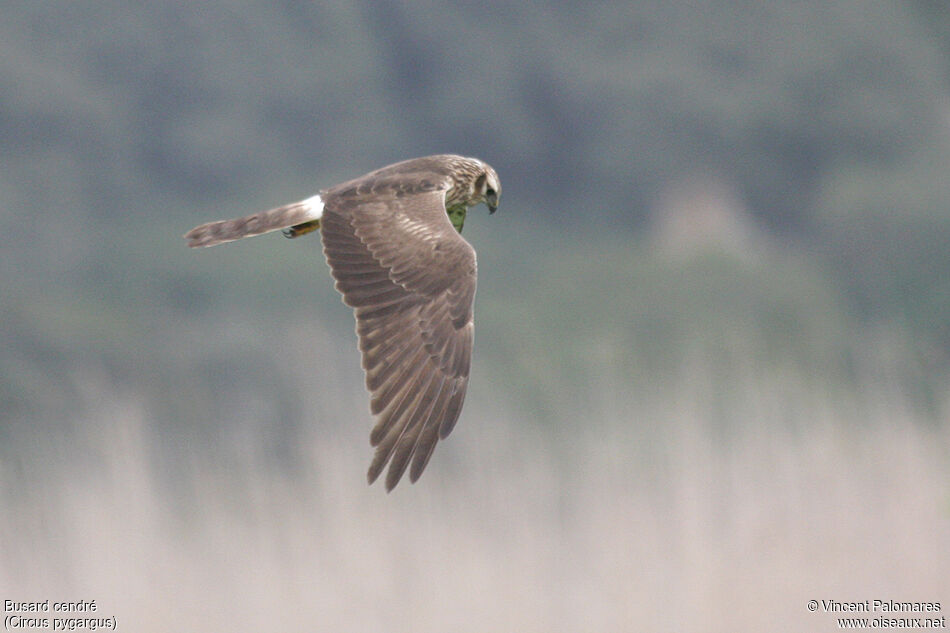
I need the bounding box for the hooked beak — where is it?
[486,193,498,214]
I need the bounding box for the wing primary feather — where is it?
[438,380,468,439]
[384,374,448,490]
[409,418,443,482]
[368,339,427,412]
[384,417,426,490]
[369,346,432,444]
[407,378,456,482]
[367,365,440,484]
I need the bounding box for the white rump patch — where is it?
[301,194,325,220]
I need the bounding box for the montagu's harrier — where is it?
[184,155,500,490]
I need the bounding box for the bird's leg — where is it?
[283,219,321,239]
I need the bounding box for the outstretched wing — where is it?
[320,184,477,491]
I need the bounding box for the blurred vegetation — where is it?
[2,0,950,439]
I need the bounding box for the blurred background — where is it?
[1,1,949,630]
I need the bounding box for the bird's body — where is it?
[184,155,500,490]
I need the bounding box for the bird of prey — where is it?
[184,155,500,490]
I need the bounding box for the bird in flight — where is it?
[184,155,500,490]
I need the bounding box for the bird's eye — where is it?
[486,187,496,197]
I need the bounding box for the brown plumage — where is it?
[184,155,501,490]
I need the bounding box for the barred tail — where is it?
[184,194,324,248]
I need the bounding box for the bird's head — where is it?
[473,164,501,214]
[459,158,501,213]
[447,156,501,215]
